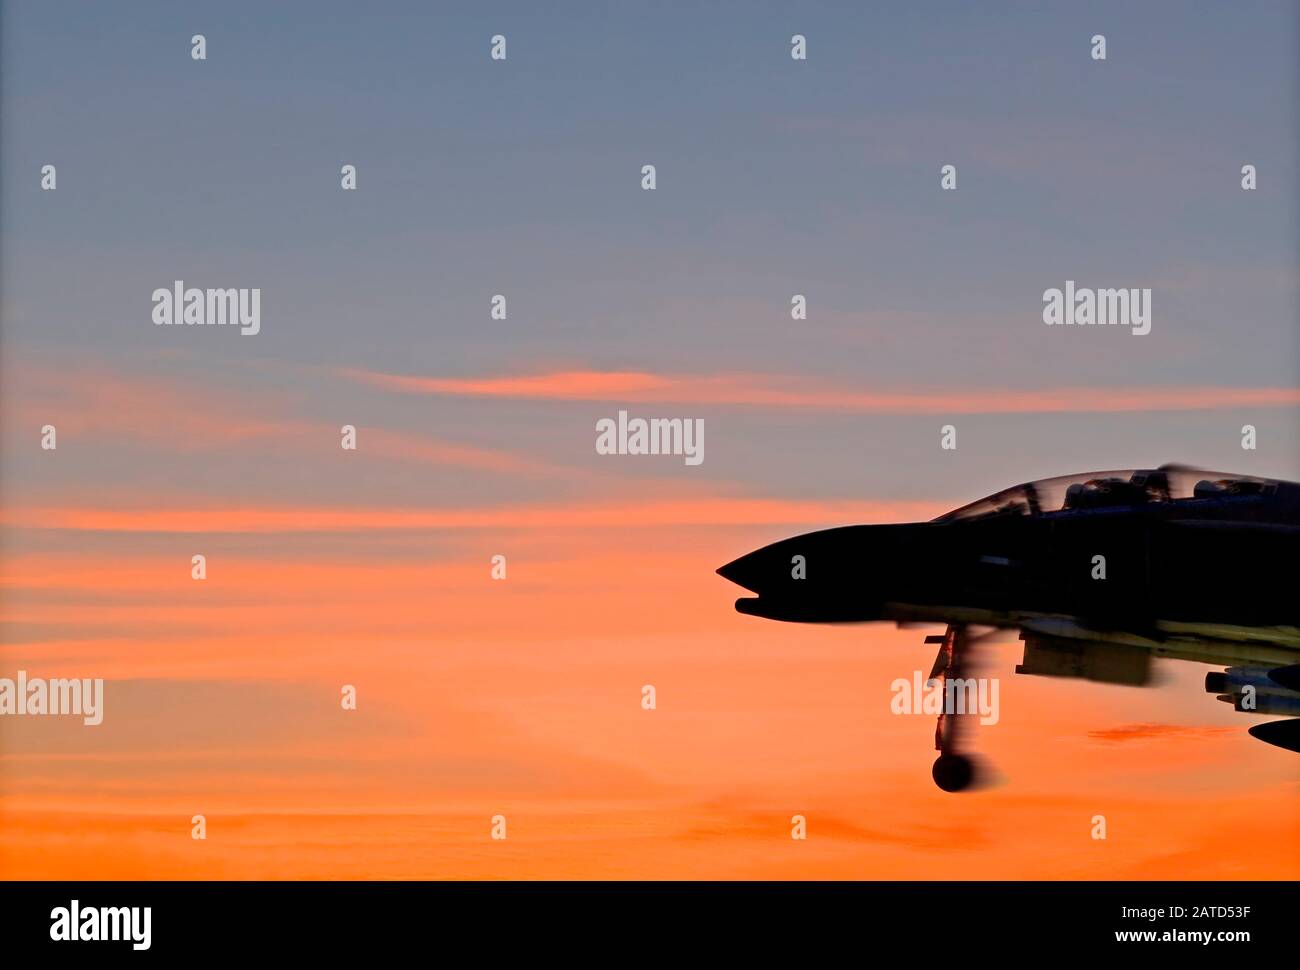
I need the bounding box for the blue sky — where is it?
[2,0,1297,502]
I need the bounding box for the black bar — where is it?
[0,881,1290,956]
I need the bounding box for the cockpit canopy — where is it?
[933,465,1280,523]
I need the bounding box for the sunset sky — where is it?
[1,1,1297,879]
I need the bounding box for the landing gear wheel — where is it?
[925,624,992,791]
[932,753,976,793]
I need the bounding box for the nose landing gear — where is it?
[927,624,982,792]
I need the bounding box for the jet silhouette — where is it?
[718,465,1300,791]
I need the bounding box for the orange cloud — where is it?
[1088,723,1238,743]
[4,359,544,473]
[1,497,945,533]
[339,367,1300,413]
[361,428,548,475]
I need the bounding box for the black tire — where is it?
[932,753,976,792]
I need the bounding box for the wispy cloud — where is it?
[1088,723,1237,743]
[340,367,1300,414]
[4,359,547,474]
[2,496,944,534]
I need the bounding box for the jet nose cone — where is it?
[717,552,763,593]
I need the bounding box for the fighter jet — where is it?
[717,465,1300,791]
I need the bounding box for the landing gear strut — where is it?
[927,624,979,792]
